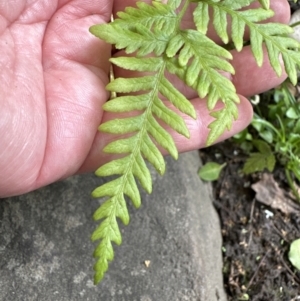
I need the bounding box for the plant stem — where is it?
[290,20,300,28]
[285,168,300,202]
[177,0,190,27]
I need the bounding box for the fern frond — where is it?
[194,0,300,84]
[88,0,300,284]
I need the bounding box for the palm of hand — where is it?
[0,0,290,197]
[0,1,113,196]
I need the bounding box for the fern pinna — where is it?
[89,0,300,284]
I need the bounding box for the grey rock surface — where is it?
[0,151,226,301]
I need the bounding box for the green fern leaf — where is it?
[231,17,246,52]
[147,113,179,159]
[159,76,196,118]
[167,0,182,10]
[91,217,122,243]
[212,5,229,44]
[140,134,166,175]
[132,152,153,192]
[207,100,239,145]
[152,96,190,138]
[282,53,298,85]
[95,157,131,177]
[221,0,257,10]
[257,0,270,9]
[103,95,149,112]
[123,174,142,207]
[106,76,156,93]
[116,1,178,35]
[93,238,113,283]
[93,197,130,225]
[92,178,125,198]
[193,2,209,34]
[90,23,169,56]
[243,152,276,174]
[102,136,139,153]
[110,57,164,72]
[99,115,144,134]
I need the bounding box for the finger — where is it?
[232,46,287,97]
[37,0,113,185]
[77,95,252,173]
[44,0,113,72]
[172,96,253,151]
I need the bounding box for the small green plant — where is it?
[288,238,300,271]
[233,81,300,200]
[89,0,300,284]
[198,162,227,181]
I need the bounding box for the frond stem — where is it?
[177,0,190,27]
[108,62,167,201]
[290,21,300,28]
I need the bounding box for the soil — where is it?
[199,3,300,300]
[200,141,300,300]
[289,0,300,12]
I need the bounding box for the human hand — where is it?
[0,0,290,197]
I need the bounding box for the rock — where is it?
[0,151,226,301]
[290,9,300,42]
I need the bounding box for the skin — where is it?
[0,0,290,197]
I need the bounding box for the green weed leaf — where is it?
[243,152,276,174]
[289,238,300,271]
[198,162,227,181]
[243,140,275,174]
[286,107,299,119]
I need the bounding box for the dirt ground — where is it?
[289,0,300,12]
[200,141,300,300]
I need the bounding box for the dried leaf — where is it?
[251,173,300,215]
